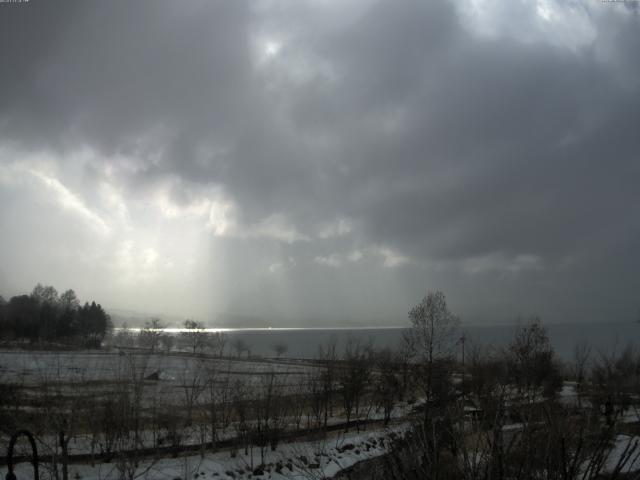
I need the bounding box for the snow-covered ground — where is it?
[0,348,416,464]
[0,350,317,386]
[0,349,319,416]
[603,435,640,474]
[0,423,409,480]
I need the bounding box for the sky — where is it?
[0,0,639,327]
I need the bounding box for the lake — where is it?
[175,322,640,362]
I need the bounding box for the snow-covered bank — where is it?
[1,423,410,480]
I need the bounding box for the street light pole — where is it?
[460,333,466,399]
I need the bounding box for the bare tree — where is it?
[31,283,59,305]
[396,335,415,402]
[318,336,338,427]
[507,317,561,402]
[180,319,209,354]
[178,358,207,427]
[138,317,166,353]
[216,362,235,437]
[37,355,87,480]
[338,338,372,431]
[591,345,640,424]
[231,378,250,456]
[204,364,220,448]
[212,331,228,358]
[407,290,460,404]
[572,339,592,408]
[307,369,325,428]
[113,322,135,348]
[59,289,80,310]
[252,370,287,465]
[373,348,400,425]
[289,380,307,432]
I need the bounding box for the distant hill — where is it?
[108,308,183,328]
[108,307,403,329]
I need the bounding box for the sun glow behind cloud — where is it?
[458,0,597,51]
[254,35,284,65]
[264,40,282,57]
[0,148,218,316]
[0,146,411,321]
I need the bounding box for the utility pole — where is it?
[459,333,466,399]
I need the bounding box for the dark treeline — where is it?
[0,283,112,347]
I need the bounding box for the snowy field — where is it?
[0,348,416,474]
[0,349,317,386]
[0,349,320,409]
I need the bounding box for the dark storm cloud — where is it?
[292,7,639,263]
[1,0,639,323]
[1,1,251,151]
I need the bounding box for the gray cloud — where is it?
[0,0,639,325]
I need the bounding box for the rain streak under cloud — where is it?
[0,0,639,326]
